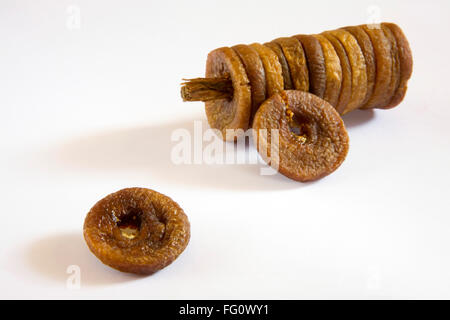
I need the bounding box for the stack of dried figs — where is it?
[181,22,412,182]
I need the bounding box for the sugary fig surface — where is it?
[322,32,352,115]
[313,34,342,107]
[84,188,190,275]
[250,43,284,97]
[273,37,309,92]
[294,34,326,98]
[264,41,294,90]
[381,23,413,109]
[343,25,376,109]
[328,29,367,114]
[252,90,349,182]
[360,25,393,109]
[232,44,267,122]
[205,47,251,140]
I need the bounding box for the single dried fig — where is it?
[343,25,376,109]
[313,34,342,107]
[205,47,251,140]
[252,90,349,182]
[272,37,310,92]
[232,44,267,122]
[264,41,294,90]
[294,34,326,98]
[322,32,352,114]
[327,29,368,114]
[381,23,413,109]
[250,43,284,97]
[360,25,393,110]
[84,188,190,275]
[380,24,401,109]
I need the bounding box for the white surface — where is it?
[1,0,450,299]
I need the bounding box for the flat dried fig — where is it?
[313,34,342,107]
[264,41,294,90]
[343,25,376,109]
[381,23,413,109]
[380,25,401,109]
[321,32,352,115]
[205,47,251,140]
[273,37,310,92]
[84,188,190,275]
[250,43,284,97]
[294,34,326,98]
[252,90,349,182]
[360,25,393,109]
[328,29,367,114]
[232,44,267,122]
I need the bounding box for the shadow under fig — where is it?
[48,117,306,191]
[25,232,142,287]
[342,109,375,129]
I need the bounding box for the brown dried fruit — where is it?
[328,29,367,114]
[294,34,326,98]
[342,25,376,109]
[272,37,309,92]
[380,25,401,109]
[232,44,267,122]
[360,25,393,110]
[264,41,294,90]
[250,43,284,97]
[181,22,413,129]
[381,23,413,109]
[84,188,190,275]
[205,47,251,140]
[313,34,342,107]
[252,90,349,182]
[322,32,352,114]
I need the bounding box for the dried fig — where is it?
[205,47,251,140]
[264,41,294,90]
[252,90,349,182]
[327,29,367,114]
[294,34,326,98]
[313,34,342,107]
[84,188,190,275]
[232,44,267,122]
[250,43,284,97]
[321,32,352,114]
[272,37,310,91]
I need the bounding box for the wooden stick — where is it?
[180,76,233,102]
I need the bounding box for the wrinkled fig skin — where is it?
[232,44,267,123]
[360,25,393,110]
[328,29,368,114]
[84,188,190,275]
[205,47,251,141]
[264,41,294,90]
[380,25,401,110]
[322,32,352,115]
[293,34,326,98]
[272,37,309,92]
[381,23,413,109]
[253,91,349,182]
[250,43,284,97]
[342,25,377,109]
[313,34,342,107]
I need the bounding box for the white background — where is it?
[1,0,450,299]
